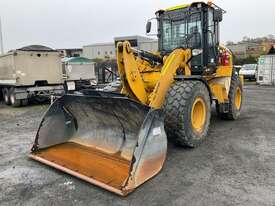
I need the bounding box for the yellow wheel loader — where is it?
[30,2,243,196]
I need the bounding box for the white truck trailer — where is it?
[0,45,64,107]
[61,57,96,92]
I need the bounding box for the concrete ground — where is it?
[0,84,275,206]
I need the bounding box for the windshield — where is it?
[162,12,202,51]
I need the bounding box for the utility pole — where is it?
[0,17,4,54]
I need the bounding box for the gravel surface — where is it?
[0,85,275,206]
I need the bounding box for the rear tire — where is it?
[9,88,21,107]
[163,81,211,148]
[3,88,11,105]
[216,75,243,120]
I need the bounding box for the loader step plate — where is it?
[31,142,131,190]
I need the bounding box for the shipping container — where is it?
[257,55,275,86]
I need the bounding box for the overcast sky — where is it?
[0,0,274,51]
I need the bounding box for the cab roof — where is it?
[165,2,212,12]
[165,4,190,12]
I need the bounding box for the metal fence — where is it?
[95,60,118,84]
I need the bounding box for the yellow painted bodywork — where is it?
[215,45,233,77]
[149,49,191,108]
[210,83,229,103]
[216,66,232,77]
[117,42,148,104]
[117,41,236,108]
[165,4,190,11]
[207,45,234,103]
[117,41,191,109]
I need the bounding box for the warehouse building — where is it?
[83,35,158,60]
[83,43,116,60]
[57,48,83,58]
[114,35,158,51]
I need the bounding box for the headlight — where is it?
[66,81,75,91]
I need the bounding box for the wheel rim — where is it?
[234,87,242,110]
[191,97,206,132]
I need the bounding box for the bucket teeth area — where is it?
[33,142,131,189]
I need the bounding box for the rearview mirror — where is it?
[146,18,158,36]
[146,21,152,34]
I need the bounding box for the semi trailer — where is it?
[0,45,64,107]
[62,57,97,92]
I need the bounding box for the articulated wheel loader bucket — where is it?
[30,93,167,196]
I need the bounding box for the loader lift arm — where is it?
[117,41,192,109]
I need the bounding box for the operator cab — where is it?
[146,2,225,75]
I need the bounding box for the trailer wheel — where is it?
[163,81,211,148]
[9,88,21,107]
[3,88,11,105]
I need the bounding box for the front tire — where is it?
[163,81,211,148]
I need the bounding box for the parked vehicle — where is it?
[62,57,97,92]
[0,45,64,107]
[239,64,257,80]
